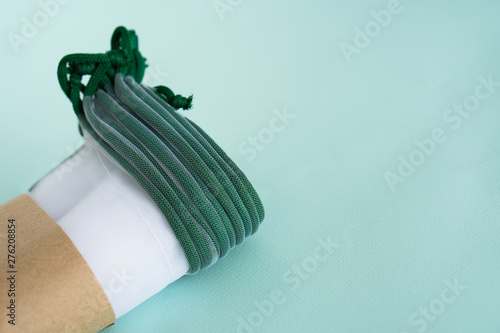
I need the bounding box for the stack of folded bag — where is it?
[27,27,265,320]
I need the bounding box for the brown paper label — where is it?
[0,194,116,332]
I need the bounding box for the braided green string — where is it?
[57,26,192,116]
[57,27,265,273]
[98,85,234,255]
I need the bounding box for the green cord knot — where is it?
[154,85,193,110]
[58,26,147,116]
[57,26,194,120]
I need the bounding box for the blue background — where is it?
[2,0,500,332]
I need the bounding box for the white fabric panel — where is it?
[29,133,189,318]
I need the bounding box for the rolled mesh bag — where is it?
[3,26,264,331]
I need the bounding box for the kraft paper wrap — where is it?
[0,194,116,332]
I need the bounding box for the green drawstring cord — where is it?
[141,84,264,233]
[154,85,193,111]
[57,26,192,116]
[57,27,265,273]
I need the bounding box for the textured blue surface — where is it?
[1,1,500,332]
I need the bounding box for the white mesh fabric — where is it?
[29,132,189,318]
